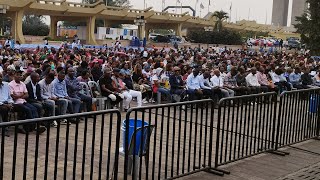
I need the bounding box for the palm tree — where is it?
[212,10,229,32]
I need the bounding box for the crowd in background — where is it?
[0,43,319,134]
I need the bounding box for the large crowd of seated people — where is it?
[0,44,319,135]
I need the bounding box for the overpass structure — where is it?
[0,0,299,45]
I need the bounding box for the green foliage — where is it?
[294,0,320,55]
[187,29,243,45]
[22,15,49,36]
[212,10,229,32]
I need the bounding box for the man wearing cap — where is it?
[9,69,46,134]
[112,68,142,111]
[99,68,123,108]
[169,66,186,101]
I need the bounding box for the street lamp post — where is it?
[134,16,147,40]
[204,26,214,48]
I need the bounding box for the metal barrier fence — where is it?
[275,88,320,150]
[0,88,320,180]
[122,100,220,180]
[215,92,278,167]
[0,110,121,180]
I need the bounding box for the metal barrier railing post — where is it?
[273,93,282,151]
[214,101,221,169]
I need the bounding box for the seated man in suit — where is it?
[169,66,186,102]
[26,72,56,119]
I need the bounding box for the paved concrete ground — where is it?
[181,139,320,180]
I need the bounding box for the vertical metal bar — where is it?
[44,122,51,180]
[274,93,283,150]
[113,111,122,180]
[182,104,188,173]
[165,107,171,178]
[139,110,146,180]
[158,107,165,179]
[265,94,272,149]
[284,93,293,146]
[98,114,105,180]
[237,99,244,159]
[11,125,18,180]
[233,98,240,160]
[245,98,252,156]
[193,103,199,169]
[90,115,97,180]
[214,100,222,168]
[300,91,309,140]
[176,104,183,175]
[257,96,264,152]
[291,92,299,144]
[0,126,5,180]
[146,108,153,180]
[187,104,194,172]
[316,91,320,137]
[152,108,159,180]
[81,116,88,180]
[72,119,79,180]
[171,106,177,177]
[23,131,29,180]
[203,101,209,167]
[253,96,260,154]
[295,92,303,142]
[224,100,231,163]
[106,113,114,179]
[63,120,70,180]
[219,100,226,164]
[34,122,40,180]
[124,110,130,180]
[241,100,248,158]
[249,96,256,155]
[198,102,204,169]
[54,121,61,180]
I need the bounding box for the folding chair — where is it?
[111,125,155,180]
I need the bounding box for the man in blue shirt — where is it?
[289,67,307,89]
[186,69,203,100]
[0,72,14,135]
[52,71,81,123]
[65,67,92,112]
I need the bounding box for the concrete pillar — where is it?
[103,19,111,27]
[8,10,25,44]
[145,28,151,41]
[49,16,58,40]
[86,16,97,45]
[137,25,145,40]
[175,23,182,37]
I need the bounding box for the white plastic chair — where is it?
[88,81,109,110]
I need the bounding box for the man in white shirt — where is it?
[199,71,216,100]
[211,69,234,98]
[246,67,269,94]
[186,69,203,100]
[38,73,68,118]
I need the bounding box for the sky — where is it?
[129,0,274,24]
[50,0,276,25]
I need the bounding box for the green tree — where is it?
[212,10,229,32]
[294,0,320,55]
[23,15,49,36]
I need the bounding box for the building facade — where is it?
[272,0,307,27]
